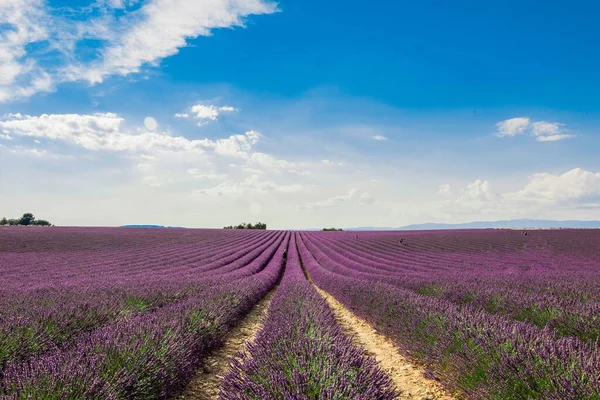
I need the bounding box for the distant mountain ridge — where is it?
[349,219,600,231]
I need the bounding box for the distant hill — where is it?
[349,219,600,231]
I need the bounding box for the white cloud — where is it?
[174,113,189,119]
[516,168,600,203]
[495,117,530,136]
[496,118,575,142]
[372,135,388,141]
[299,188,375,210]
[0,0,53,101]
[70,1,277,84]
[535,134,575,142]
[250,152,296,170]
[0,112,260,155]
[188,104,238,125]
[0,1,278,102]
[462,179,497,202]
[531,121,560,137]
[531,121,575,142]
[439,179,501,214]
[437,168,600,219]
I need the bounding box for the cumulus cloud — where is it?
[0,112,260,155]
[188,104,238,125]
[516,168,600,203]
[496,118,575,142]
[299,189,375,210]
[439,179,502,215]
[0,0,277,102]
[462,179,498,202]
[439,168,600,218]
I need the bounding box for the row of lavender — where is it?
[308,230,600,343]
[219,234,397,399]
[0,228,284,375]
[0,227,287,398]
[299,231,600,399]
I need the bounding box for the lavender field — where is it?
[1,227,599,399]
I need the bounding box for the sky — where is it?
[1,0,600,229]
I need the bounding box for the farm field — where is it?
[1,227,599,399]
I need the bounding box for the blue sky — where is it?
[1,0,600,228]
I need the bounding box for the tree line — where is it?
[223,222,267,230]
[322,228,343,231]
[0,213,52,226]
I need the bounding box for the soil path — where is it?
[314,285,457,400]
[176,288,276,400]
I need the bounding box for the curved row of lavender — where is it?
[299,230,600,399]
[219,234,397,399]
[0,227,288,398]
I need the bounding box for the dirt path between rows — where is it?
[176,288,277,400]
[314,285,457,400]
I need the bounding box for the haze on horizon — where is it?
[1,1,600,229]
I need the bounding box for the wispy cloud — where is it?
[0,0,278,102]
[495,117,531,137]
[496,117,575,142]
[372,135,388,141]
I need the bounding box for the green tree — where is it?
[223,221,267,230]
[18,213,35,226]
[0,217,7,226]
[33,220,51,226]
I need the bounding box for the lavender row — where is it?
[0,230,285,381]
[304,231,600,343]
[219,233,397,400]
[298,232,600,399]
[0,233,289,399]
[0,228,279,290]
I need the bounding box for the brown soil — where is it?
[176,288,276,400]
[314,285,458,400]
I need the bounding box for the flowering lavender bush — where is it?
[2,226,599,399]
[220,234,397,399]
[0,228,287,398]
[299,231,600,399]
